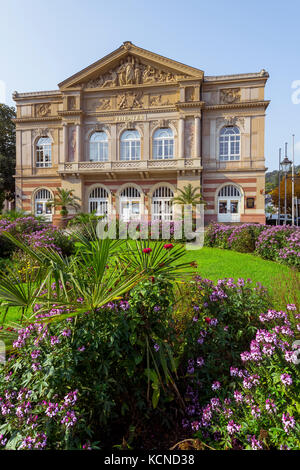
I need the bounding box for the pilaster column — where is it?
[194,115,201,159]
[178,117,185,159]
[62,123,68,162]
[75,123,81,162]
[143,122,150,160]
[110,123,117,161]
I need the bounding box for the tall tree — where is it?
[0,104,16,210]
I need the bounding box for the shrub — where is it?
[255,226,295,261]
[227,225,264,253]
[205,223,300,269]
[204,224,233,249]
[185,304,300,450]
[0,276,180,449]
[0,217,48,258]
[178,276,271,406]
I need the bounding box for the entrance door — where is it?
[119,186,141,222]
[88,187,109,218]
[152,187,174,221]
[217,185,241,223]
[34,189,53,222]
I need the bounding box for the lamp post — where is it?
[280,143,292,225]
[278,148,281,225]
[292,135,295,225]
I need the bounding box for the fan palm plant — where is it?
[172,183,205,207]
[0,226,194,409]
[172,183,206,223]
[48,188,81,217]
[0,224,193,326]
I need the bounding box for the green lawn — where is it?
[1,246,299,325]
[182,247,299,307]
[182,247,292,287]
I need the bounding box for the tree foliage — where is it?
[271,173,300,213]
[0,104,16,208]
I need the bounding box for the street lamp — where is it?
[280,144,292,225]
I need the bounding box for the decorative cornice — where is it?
[85,106,178,117]
[204,100,270,111]
[176,101,205,109]
[58,110,84,116]
[14,116,62,123]
[13,90,62,101]
[204,70,269,83]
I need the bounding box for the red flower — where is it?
[163,243,174,250]
[204,317,211,324]
[142,247,152,254]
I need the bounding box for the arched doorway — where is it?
[217,185,241,222]
[88,187,109,217]
[119,186,141,221]
[34,189,53,221]
[152,186,174,221]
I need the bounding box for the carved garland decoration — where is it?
[31,128,54,144]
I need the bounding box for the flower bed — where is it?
[182,300,300,449]
[205,223,300,269]
[0,235,299,450]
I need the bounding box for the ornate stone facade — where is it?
[13,42,269,224]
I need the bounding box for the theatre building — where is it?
[13,41,269,225]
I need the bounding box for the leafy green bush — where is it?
[0,276,180,449]
[0,216,47,258]
[179,276,270,405]
[185,304,300,450]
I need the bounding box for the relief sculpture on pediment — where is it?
[84,55,188,89]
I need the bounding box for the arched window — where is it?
[217,185,241,223]
[218,185,241,198]
[119,186,141,221]
[36,137,52,167]
[153,128,174,160]
[34,189,52,221]
[120,130,140,161]
[89,132,108,161]
[152,186,174,221]
[219,127,240,161]
[88,187,109,217]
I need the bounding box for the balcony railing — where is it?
[58,158,202,174]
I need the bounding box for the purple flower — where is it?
[227,420,241,435]
[61,410,77,428]
[282,412,295,433]
[196,357,205,367]
[280,373,293,386]
[211,381,221,391]
[250,435,263,450]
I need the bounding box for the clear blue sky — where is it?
[1,0,299,170]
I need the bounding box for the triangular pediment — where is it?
[58,42,203,90]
